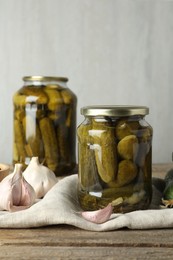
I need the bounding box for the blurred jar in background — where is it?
[13,76,77,176]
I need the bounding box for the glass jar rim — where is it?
[23,76,68,82]
[81,105,149,117]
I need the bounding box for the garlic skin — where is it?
[23,157,57,199]
[81,203,113,224]
[0,164,36,212]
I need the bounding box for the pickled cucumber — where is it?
[39,117,59,172]
[14,119,26,162]
[135,127,152,166]
[14,108,25,121]
[57,124,69,163]
[115,119,139,140]
[102,184,134,198]
[117,160,138,185]
[107,160,138,188]
[78,144,100,189]
[117,134,138,160]
[22,86,48,105]
[61,89,76,127]
[91,123,117,183]
[77,124,100,188]
[13,94,27,107]
[44,87,63,111]
[61,89,73,104]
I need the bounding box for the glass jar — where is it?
[77,105,153,213]
[13,76,77,176]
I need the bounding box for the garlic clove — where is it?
[11,164,23,206]
[81,203,113,224]
[19,177,36,207]
[0,178,13,211]
[23,157,57,199]
[0,163,36,212]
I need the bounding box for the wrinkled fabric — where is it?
[0,174,172,231]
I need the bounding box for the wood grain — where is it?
[0,227,173,259]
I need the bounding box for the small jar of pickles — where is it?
[77,106,153,213]
[13,76,77,176]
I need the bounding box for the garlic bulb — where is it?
[23,157,57,199]
[0,164,36,212]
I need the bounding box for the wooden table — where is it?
[0,164,173,259]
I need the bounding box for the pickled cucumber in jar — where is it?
[13,76,77,176]
[77,106,153,213]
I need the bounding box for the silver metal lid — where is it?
[23,76,68,82]
[81,105,149,117]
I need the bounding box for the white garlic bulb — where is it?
[0,164,36,212]
[23,157,57,199]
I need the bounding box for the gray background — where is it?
[0,0,173,164]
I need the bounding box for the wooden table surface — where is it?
[0,163,173,259]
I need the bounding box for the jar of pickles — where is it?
[13,76,77,176]
[77,106,153,213]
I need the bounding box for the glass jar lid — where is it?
[23,76,68,82]
[81,105,149,117]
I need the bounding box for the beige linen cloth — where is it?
[0,174,172,231]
